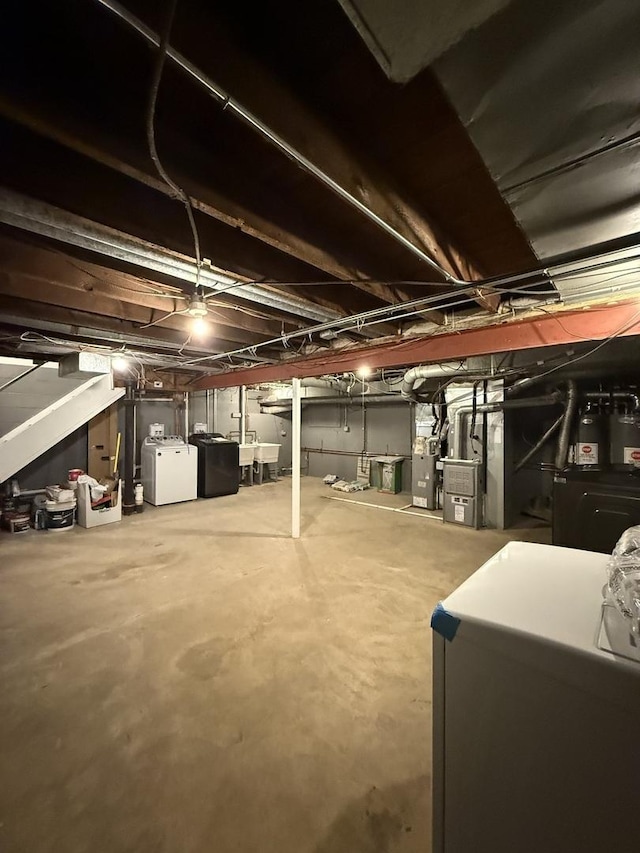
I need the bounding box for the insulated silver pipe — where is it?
[555,381,578,470]
[94,0,458,284]
[400,361,470,401]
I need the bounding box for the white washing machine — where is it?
[141,436,198,506]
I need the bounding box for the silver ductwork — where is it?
[554,380,578,470]
[400,362,472,401]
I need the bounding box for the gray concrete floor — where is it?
[0,478,550,853]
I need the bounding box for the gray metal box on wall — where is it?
[412,436,439,510]
[58,351,111,378]
[442,458,482,528]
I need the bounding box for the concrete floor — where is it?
[0,478,550,853]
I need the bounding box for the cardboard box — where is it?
[77,480,122,529]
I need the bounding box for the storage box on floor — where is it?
[77,478,122,528]
[44,485,77,531]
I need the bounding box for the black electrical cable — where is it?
[146,0,202,288]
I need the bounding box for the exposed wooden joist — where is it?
[0,93,447,321]
[0,274,275,350]
[0,290,285,358]
[169,10,484,284]
[0,93,361,284]
[0,232,299,340]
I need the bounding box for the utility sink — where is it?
[253,442,281,464]
[238,443,255,467]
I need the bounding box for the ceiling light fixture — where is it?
[191,316,208,337]
[112,356,129,372]
[357,366,371,378]
[186,293,208,318]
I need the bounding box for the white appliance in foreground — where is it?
[141,436,198,506]
[431,541,640,853]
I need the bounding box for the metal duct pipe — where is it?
[301,378,349,392]
[453,392,563,459]
[400,362,470,401]
[555,381,578,470]
[95,0,458,284]
[514,412,566,472]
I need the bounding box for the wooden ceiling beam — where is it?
[0,233,299,339]
[169,12,485,284]
[0,281,272,354]
[0,92,450,320]
[0,95,361,284]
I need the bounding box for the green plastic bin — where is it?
[374,456,404,494]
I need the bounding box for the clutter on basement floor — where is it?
[44,483,77,532]
[0,467,123,535]
[77,478,122,529]
[324,475,370,493]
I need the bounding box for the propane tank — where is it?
[609,408,640,470]
[574,403,606,469]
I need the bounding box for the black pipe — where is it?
[583,390,640,412]
[259,394,402,408]
[123,381,136,516]
[515,412,565,472]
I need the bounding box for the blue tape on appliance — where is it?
[431,602,461,642]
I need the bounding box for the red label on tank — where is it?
[632,451,640,461]
[581,445,592,454]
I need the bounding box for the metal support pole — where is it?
[123,381,136,516]
[240,385,247,444]
[205,389,211,431]
[292,377,301,539]
[184,392,190,438]
[213,388,218,433]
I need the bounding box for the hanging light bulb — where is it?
[191,316,208,337]
[186,292,208,318]
[357,365,371,379]
[112,356,129,372]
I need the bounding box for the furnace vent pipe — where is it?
[400,362,471,401]
[452,392,563,459]
[554,380,578,470]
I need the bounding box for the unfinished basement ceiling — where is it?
[434,0,640,259]
[0,0,637,378]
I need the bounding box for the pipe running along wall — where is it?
[452,392,563,459]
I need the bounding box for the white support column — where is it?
[240,385,247,444]
[291,377,301,539]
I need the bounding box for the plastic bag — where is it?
[608,525,640,635]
